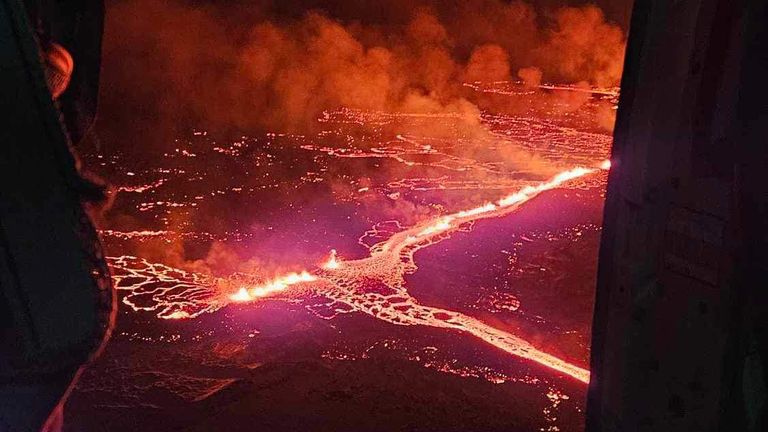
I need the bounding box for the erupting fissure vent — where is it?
[111,162,610,384]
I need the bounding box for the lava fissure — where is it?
[113,162,608,384]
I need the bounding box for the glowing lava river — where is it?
[67,82,616,432]
[228,164,606,384]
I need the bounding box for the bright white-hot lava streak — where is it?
[221,162,610,384]
[230,271,316,302]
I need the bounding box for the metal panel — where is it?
[0,0,113,377]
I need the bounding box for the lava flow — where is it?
[112,161,609,384]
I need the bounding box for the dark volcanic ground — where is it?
[65,84,611,431]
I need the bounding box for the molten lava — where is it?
[111,161,609,385]
[229,271,317,302]
[322,249,341,270]
[227,162,608,384]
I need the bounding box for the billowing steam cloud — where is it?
[99,0,626,140]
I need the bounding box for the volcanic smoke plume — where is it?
[91,0,630,281]
[93,0,628,274]
[100,0,625,142]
